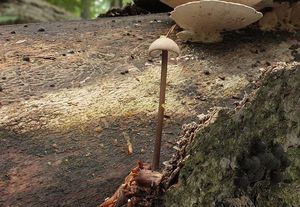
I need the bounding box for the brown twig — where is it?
[165,24,177,37]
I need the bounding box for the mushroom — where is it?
[148,36,180,170]
[170,0,263,43]
[160,0,263,8]
[226,0,262,7]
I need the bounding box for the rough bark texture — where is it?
[165,65,300,207]
[0,0,79,25]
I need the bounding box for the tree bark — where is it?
[164,65,300,207]
[81,0,92,19]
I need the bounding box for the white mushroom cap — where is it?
[160,0,263,8]
[148,36,180,58]
[171,0,263,43]
[226,0,262,7]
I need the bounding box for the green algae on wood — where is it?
[165,65,300,207]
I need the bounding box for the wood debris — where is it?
[98,161,162,207]
[162,108,220,188]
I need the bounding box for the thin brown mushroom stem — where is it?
[148,36,180,171]
[153,50,168,170]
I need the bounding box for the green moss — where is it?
[165,66,300,206]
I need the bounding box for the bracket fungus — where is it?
[170,0,263,43]
[148,36,180,170]
[160,0,263,8]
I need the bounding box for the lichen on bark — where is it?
[165,65,300,207]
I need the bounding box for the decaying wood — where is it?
[99,161,162,207]
[164,63,300,206]
[134,169,162,187]
[0,13,299,207]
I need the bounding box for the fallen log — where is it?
[0,12,299,207]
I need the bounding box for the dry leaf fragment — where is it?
[123,132,133,155]
[16,39,27,44]
[127,141,133,155]
[134,169,162,187]
[98,161,161,207]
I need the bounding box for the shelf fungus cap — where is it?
[226,0,263,7]
[161,0,263,8]
[148,36,180,58]
[171,0,263,43]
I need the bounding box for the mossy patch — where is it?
[165,66,300,206]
